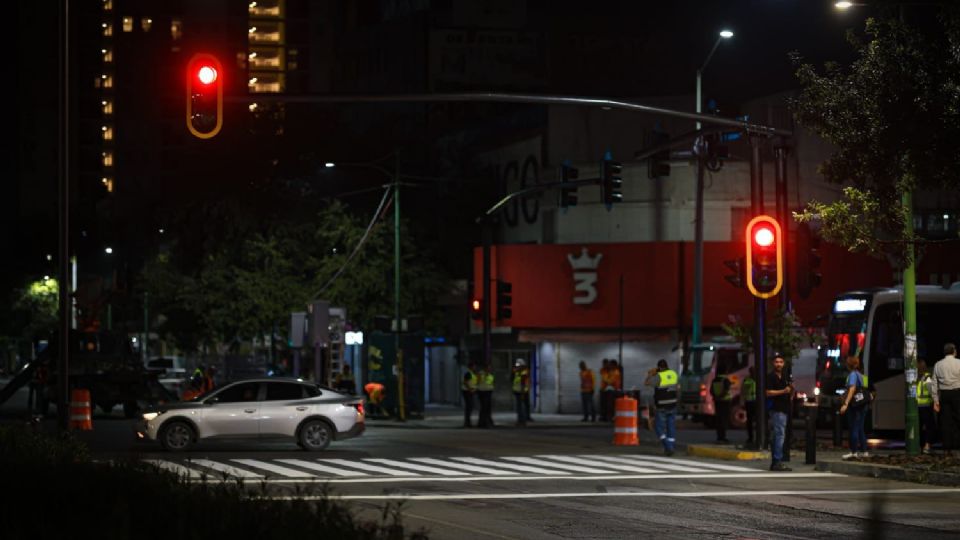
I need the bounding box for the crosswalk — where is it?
[143,454,767,483]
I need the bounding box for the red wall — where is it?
[472,241,937,330]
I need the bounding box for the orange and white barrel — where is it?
[612,396,639,446]
[69,388,93,431]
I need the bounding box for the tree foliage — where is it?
[790,10,960,263]
[141,199,450,354]
[722,309,809,363]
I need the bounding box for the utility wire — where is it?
[311,186,394,299]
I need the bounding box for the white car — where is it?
[136,378,365,451]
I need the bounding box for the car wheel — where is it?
[299,420,333,451]
[159,420,194,452]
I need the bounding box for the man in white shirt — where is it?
[931,343,960,456]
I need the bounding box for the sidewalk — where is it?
[365,403,606,429]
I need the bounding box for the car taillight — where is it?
[354,402,364,416]
[699,384,707,397]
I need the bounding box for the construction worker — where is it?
[917,359,938,454]
[645,359,679,456]
[334,364,356,395]
[203,365,217,394]
[742,366,758,448]
[711,361,733,443]
[601,359,617,421]
[477,365,495,428]
[364,381,386,417]
[462,362,478,427]
[579,361,596,422]
[512,359,531,426]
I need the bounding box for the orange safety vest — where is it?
[365,382,385,404]
[580,369,595,393]
[611,369,622,391]
[182,388,202,401]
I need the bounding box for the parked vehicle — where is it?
[137,378,365,451]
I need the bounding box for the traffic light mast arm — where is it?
[476,177,600,223]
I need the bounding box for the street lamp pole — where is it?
[692,29,733,347]
[393,152,406,422]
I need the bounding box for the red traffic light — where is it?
[196,65,218,85]
[753,226,774,247]
[185,53,223,139]
[745,215,783,299]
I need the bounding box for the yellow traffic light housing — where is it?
[185,53,223,139]
[745,215,783,299]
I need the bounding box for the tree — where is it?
[722,308,808,366]
[790,9,960,455]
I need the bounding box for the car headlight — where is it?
[142,412,164,421]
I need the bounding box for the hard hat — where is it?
[514,359,526,367]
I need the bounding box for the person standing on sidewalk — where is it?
[579,361,596,422]
[711,362,733,444]
[839,354,869,459]
[766,354,793,471]
[600,359,613,421]
[462,363,478,428]
[512,359,531,427]
[931,343,960,457]
[477,365,495,428]
[742,366,758,448]
[917,359,938,454]
[645,359,678,456]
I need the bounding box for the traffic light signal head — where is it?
[496,280,513,320]
[558,162,579,209]
[186,53,223,139]
[723,256,745,289]
[796,222,822,298]
[745,215,783,299]
[601,157,623,206]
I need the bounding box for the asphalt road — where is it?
[3,381,958,539]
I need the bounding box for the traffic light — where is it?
[723,257,745,289]
[601,153,623,206]
[496,280,512,320]
[647,130,671,179]
[796,222,822,299]
[558,162,579,209]
[470,298,483,321]
[745,215,783,299]
[186,53,223,139]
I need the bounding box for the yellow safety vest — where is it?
[917,374,932,407]
[654,369,678,406]
[462,369,477,392]
[477,371,494,391]
[512,369,529,393]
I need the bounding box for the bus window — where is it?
[917,303,960,366]
[870,304,904,383]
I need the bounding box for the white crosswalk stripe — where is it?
[148,454,772,482]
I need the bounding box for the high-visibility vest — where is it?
[711,375,732,401]
[365,382,385,404]
[477,371,494,391]
[611,369,622,391]
[512,368,529,393]
[742,377,757,402]
[917,374,933,407]
[462,369,477,392]
[580,369,595,393]
[654,369,679,406]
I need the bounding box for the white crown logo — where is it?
[567,248,603,271]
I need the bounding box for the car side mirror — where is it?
[205,397,219,404]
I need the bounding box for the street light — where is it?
[696,29,734,130]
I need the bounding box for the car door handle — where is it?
[244,409,257,413]
[296,406,308,411]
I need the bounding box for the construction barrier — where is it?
[69,388,93,431]
[613,396,639,446]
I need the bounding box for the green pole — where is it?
[903,189,919,456]
[394,155,405,421]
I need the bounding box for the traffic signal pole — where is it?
[394,154,405,422]
[751,136,768,450]
[692,140,706,346]
[774,143,791,312]
[57,0,71,432]
[482,222,492,370]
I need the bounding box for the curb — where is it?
[816,460,960,486]
[686,444,769,461]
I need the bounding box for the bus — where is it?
[816,284,960,431]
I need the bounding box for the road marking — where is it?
[627,454,756,472]
[143,459,203,479]
[225,472,842,485]
[409,458,519,476]
[538,455,662,473]
[275,459,370,477]
[272,487,960,501]
[231,459,314,478]
[322,459,420,476]
[363,458,466,476]
[190,458,264,479]
[502,456,618,474]
[590,455,713,472]
[450,457,571,475]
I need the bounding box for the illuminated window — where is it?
[102,152,114,167]
[248,72,284,93]
[102,177,115,193]
[248,21,284,44]
[103,0,112,11]
[102,22,113,36]
[102,75,113,88]
[102,125,113,141]
[248,47,284,69]
[102,48,113,63]
[249,0,282,17]
[101,100,113,114]
[122,17,133,32]
[171,19,182,40]
[141,18,152,32]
